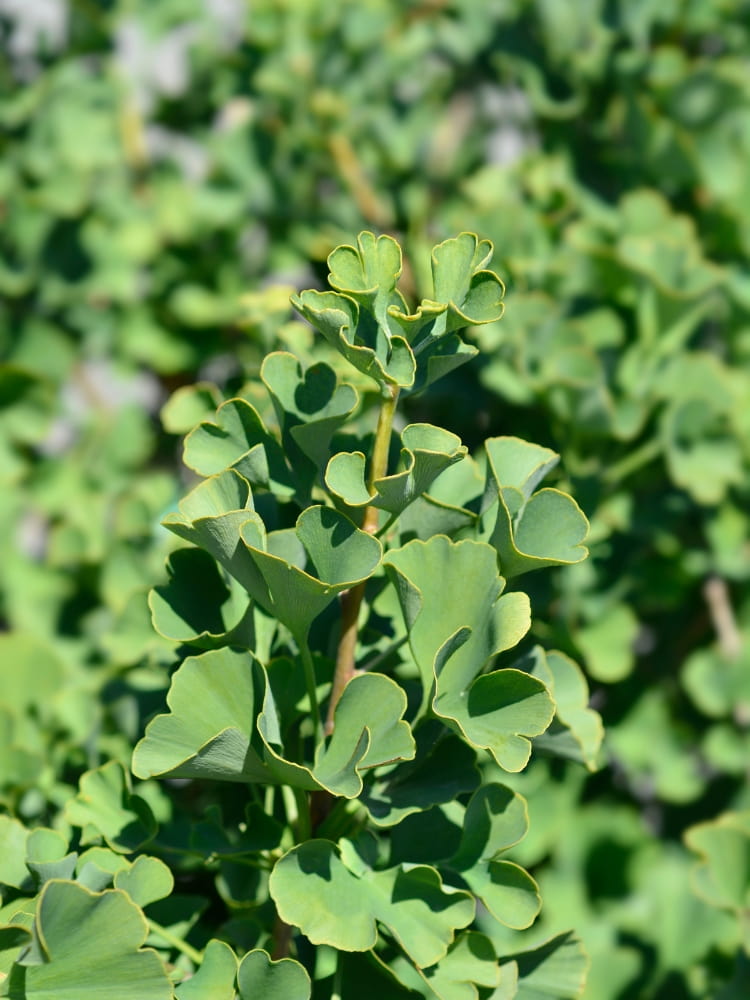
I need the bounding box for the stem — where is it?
[299,639,321,744]
[293,786,312,842]
[326,385,400,736]
[328,132,393,228]
[331,950,344,1000]
[147,919,203,966]
[271,913,293,960]
[602,437,661,487]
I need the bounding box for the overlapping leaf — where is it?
[391,931,500,1000]
[360,726,479,827]
[521,647,604,770]
[149,547,254,648]
[390,784,540,931]
[132,648,413,794]
[64,762,156,854]
[292,232,504,393]
[164,477,381,642]
[183,397,295,497]
[269,840,474,968]
[384,536,552,769]
[3,881,172,999]
[484,437,589,578]
[260,351,358,474]
[326,423,466,515]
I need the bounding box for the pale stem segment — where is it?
[326,384,400,737]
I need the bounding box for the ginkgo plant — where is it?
[0,233,599,1000]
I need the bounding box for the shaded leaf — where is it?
[260,351,357,473]
[183,397,294,497]
[65,762,156,853]
[393,931,500,1000]
[361,726,479,827]
[150,547,254,649]
[384,538,551,768]
[522,648,603,769]
[114,857,174,909]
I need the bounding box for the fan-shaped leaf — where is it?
[4,881,172,999]
[485,437,589,578]
[269,841,474,968]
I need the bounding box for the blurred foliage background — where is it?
[2,1,750,996]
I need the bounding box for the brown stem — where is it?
[704,575,742,660]
[328,132,393,228]
[271,913,293,959]
[325,386,399,736]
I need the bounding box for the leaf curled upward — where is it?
[292,230,505,393]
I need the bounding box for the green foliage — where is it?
[2,1,750,997]
[2,232,594,996]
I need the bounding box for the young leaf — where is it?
[326,423,466,516]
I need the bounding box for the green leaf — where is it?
[161,471,272,609]
[240,505,382,642]
[114,857,174,909]
[683,643,750,720]
[522,648,604,769]
[292,288,416,390]
[485,438,589,578]
[575,603,639,683]
[361,725,479,827]
[662,395,744,505]
[327,231,406,332]
[236,949,311,1000]
[393,931,500,1000]
[269,841,474,967]
[132,648,406,797]
[131,648,315,788]
[4,881,173,999]
[326,423,466,515]
[176,940,238,1000]
[149,547,254,648]
[450,785,540,930]
[685,810,750,949]
[0,634,65,717]
[161,383,222,436]
[25,829,76,886]
[504,931,589,999]
[384,537,551,768]
[390,785,539,931]
[384,537,529,710]
[65,762,157,853]
[260,351,358,473]
[389,233,503,342]
[0,817,32,891]
[315,673,415,798]
[183,397,294,497]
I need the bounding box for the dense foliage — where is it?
[2,1,750,997]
